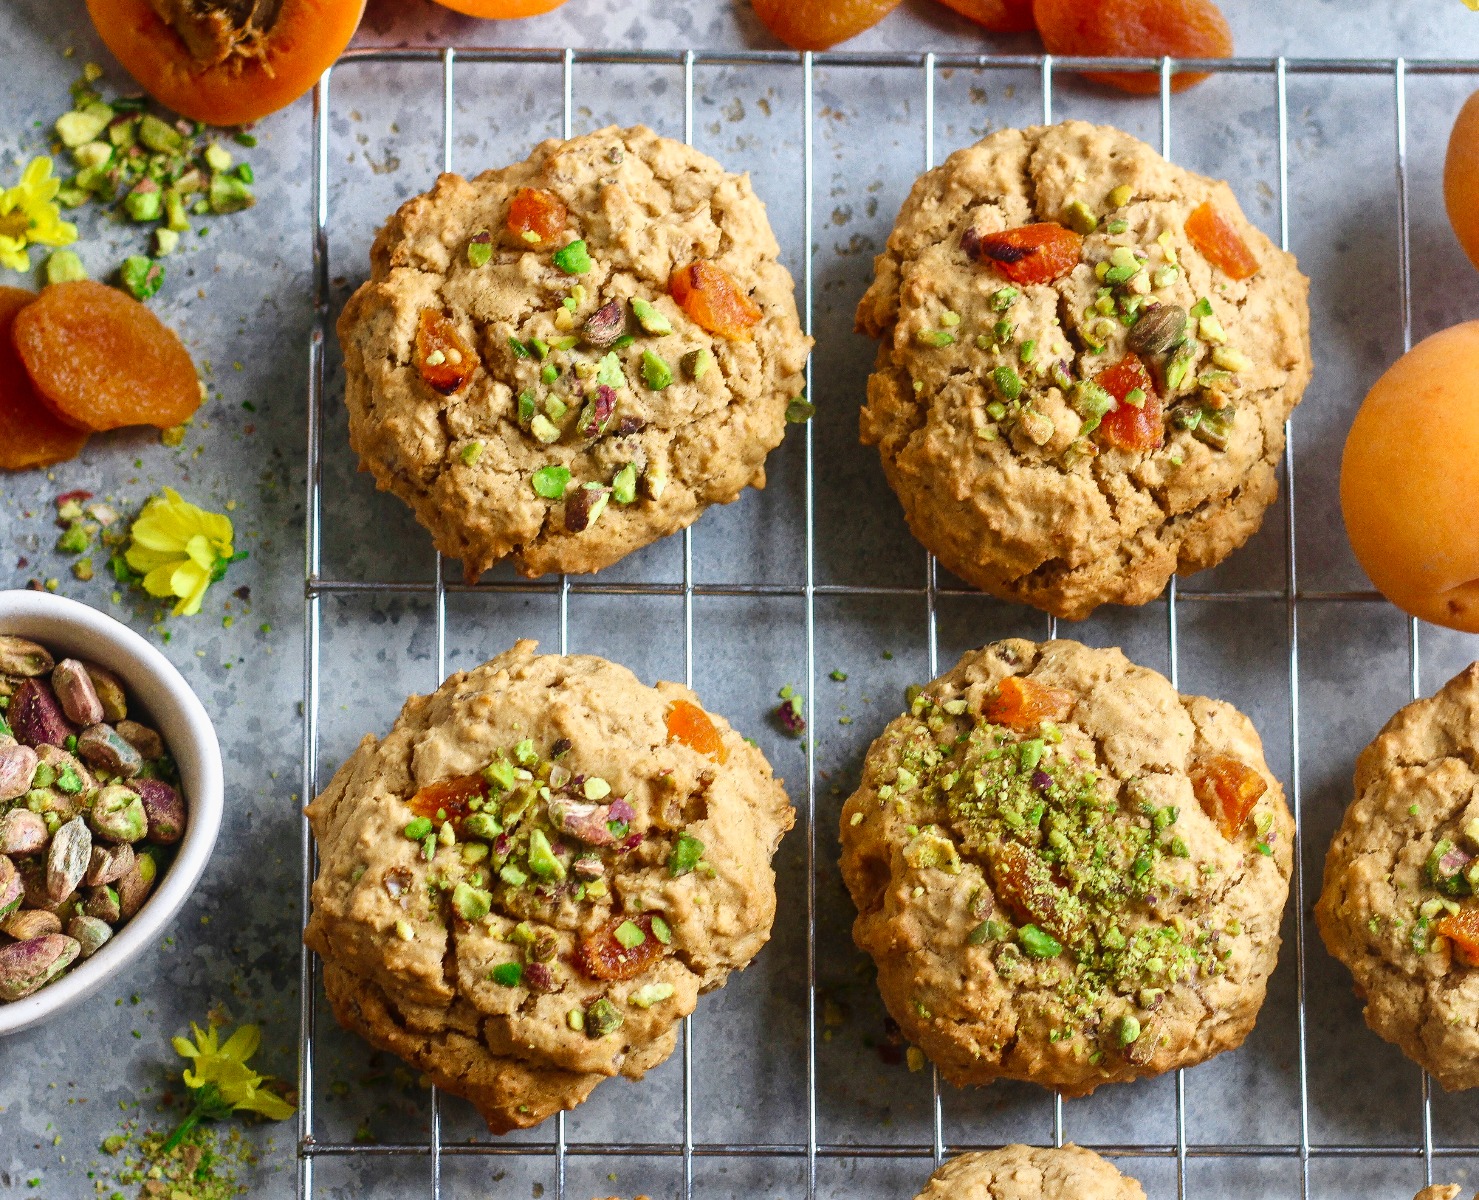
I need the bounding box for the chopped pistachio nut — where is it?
[915,329,955,348]
[786,398,816,423]
[1115,1014,1142,1046]
[45,250,87,284]
[614,919,646,949]
[629,982,675,1008]
[641,350,674,390]
[611,463,638,504]
[529,415,562,444]
[668,833,705,877]
[403,816,433,841]
[585,997,623,1037]
[467,229,493,268]
[490,961,523,987]
[461,441,484,466]
[452,881,492,921]
[1210,346,1252,373]
[1107,184,1135,209]
[552,239,591,274]
[993,365,1023,402]
[681,346,713,381]
[940,309,961,328]
[991,286,1019,311]
[630,297,672,335]
[596,351,625,389]
[651,915,672,944]
[1062,199,1098,235]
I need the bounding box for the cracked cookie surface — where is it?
[856,121,1311,620]
[914,1145,1146,1200]
[338,125,810,583]
[1317,662,1479,1092]
[304,640,793,1132]
[839,638,1292,1094]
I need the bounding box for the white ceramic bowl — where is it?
[0,589,223,1035]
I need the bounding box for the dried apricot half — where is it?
[12,281,200,433]
[430,0,567,14]
[1445,90,1479,273]
[669,261,762,340]
[751,0,904,50]
[576,912,669,982]
[0,288,89,471]
[982,676,1075,732]
[1094,352,1164,453]
[935,0,1034,33]
[86,0,366,126]
[1032,0,1234,95]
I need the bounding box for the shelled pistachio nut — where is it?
[66,914,113,958]
[0,935,81,1001]
[0,809,47,856]
[0,857,22,918]
[115,720,163,761]
[9,678,74,748]
[1,908,63,939]
[85,842,134,888]
[51,659,105,727]
[46,817,92,902]
[0,636,54,678]
[89,784,148,843]
[77,724,143,779]
[131,779,185,844]
[83,883,121,923]
[117,851,157,920]
[80,661,127,722]
[0,742,38,802]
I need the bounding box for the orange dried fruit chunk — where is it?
[1445,90,1479,274]
[935,0,1034,31]
[750,0,904,50]
[1032,0,1234,95]
[1190,753,1267,839]
[987,839,1084,945]
[1185,202,1259,281]
[665,700,728,763]
[668,261,762,340]
[506,187,568,247]
[963,222,1083,286]
[575,912,668,981]
[0,287,88,471]
[409,773,488,833]
[982,675,1076,732]
[1094,353,1164,453]
[11,281,199,432]
[1436,908,1479,967]
[415,308,477,395]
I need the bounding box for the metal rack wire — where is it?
[298,46,1479,1200]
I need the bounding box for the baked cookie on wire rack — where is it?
[913,1145,1146,1200]
[1318,662,1479,1092]
[855,120,1311,620]
[338,124,810,583]
[304,640,793,1131]
[839,638,1292,1094]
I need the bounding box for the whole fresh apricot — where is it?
[1340,322,1479,633]
[1445,89,1479,272]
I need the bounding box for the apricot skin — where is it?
[1445,90,1479,273]
[1340,322,1479,633]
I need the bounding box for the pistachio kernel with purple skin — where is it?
[77,723,144,779]
[46,817,92,903]
[130,778,186,844]
[0,857,23,919]
[85,841,135,888]
[67,914,113,959]
[115,720,164,760]
[84,884,122,924]
[117,852,157,920]
[0,636,54,677]
[20,860,74,915]
[0,743,38,803]
[582,300,626,348]
[0,935,81,1001]
[579,384,617,440]
[51,659,105,727]
[0,809,47,856]
[2,909,62,940]
[9,678,75,749]
[80,661,128,723]
[524,961,561,993]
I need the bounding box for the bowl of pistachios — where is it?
[0,589,223,1035]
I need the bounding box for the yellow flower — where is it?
[0,157,78,273]
[124,489,243,617]
[171,1021,296,1122]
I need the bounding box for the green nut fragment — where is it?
[785,398,816,424]
[163,189,190,233]
[667,833,704,878]
[464,812,503,840]
[1210,346,1252,374]
[993,365,1023,402]
[461,441,484,466]
[137,113,183,154]
[118,256,164,301]
[651,915,672,945]
[490,961,523,987]
[596,350,625,389]
[641,349,673,390]
[611,463,638,505]
[991,286,1020,311]
[629,982,675,1009]
[452,881,492,922]
[404,816,433,841]
[530,414,562,445]
[1062,199,1098,235]
[467,229,493,268]
[527,829,566,881]
[585,997,623,1038]
[681,346,713,381]
[1164,345,1198,393]
[532,464,571,499]
[203,143,233,172]
[552,239,591,275]
[1197,312,1227,344]
[124,181,162,223]
[499,862,528,887]
[915,329,955,348]
[1116,1014,1142,1047]
[72,140,112,170]
[566,1007,585,1032]
[1070,380,1115,435]
[630,297,672,335]
[57,103,114,148]
[1107,184,1135,209]
[209,172,255,215]
[1018,924,1062,958]
[614,919,646,949]
[153,228,180,257]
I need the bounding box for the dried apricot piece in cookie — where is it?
[506,186,568,247]
[962,222,1083,285]
[1190,753,1266,838]
[11,281,199,431]
[668,261,762,340]
[750,0,904,50]
[1093,353,1164,453]
[409,774,488,833]
[0,287,89,470]
[987,839,1085,946]
[1185,202,1259,281]
[1436,908,1479,967]
[415,309,477,395]
[935,0,1034,33]
[982,675,1075,731]
[576,912,669,981]
[665,700,727,763]
[1032,0,1234,95]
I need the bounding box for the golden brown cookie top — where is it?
[841,638,1292,1094]
[915,1146,1146,1200]
[338,125,810,582]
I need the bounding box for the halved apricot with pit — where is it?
[750,0,904,50]
[85,0,366,126]
[12,281,200,432]
[0,288,89,471]
[1032,0,1234,95]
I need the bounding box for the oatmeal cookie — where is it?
[304,640,793,1132]
[1316,662,1479,1091]
[856,121,1311,620]
[1416,1188,1464,1200]
[337,125,810,583]
[839,638,1292,1093]
[914,1145,1145,1200]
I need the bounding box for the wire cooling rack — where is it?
[297,46,1479,1200]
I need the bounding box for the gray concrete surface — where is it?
[3,1,1479,1197]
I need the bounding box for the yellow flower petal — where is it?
[237,1090,297,1121]
[172,1036,201,1059]
[185,533,217,571]
[124,545,181,574]
[140,562,183,600]
[169,561,211,616]
[219,1023,261,1063]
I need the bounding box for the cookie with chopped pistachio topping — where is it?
[337,125,810,583]
[839,638,1292,1094]
[856,120,1311,621]
[305,640,793,1132]
[914,1145,1146,1200]
[1317,662,1479,1092]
